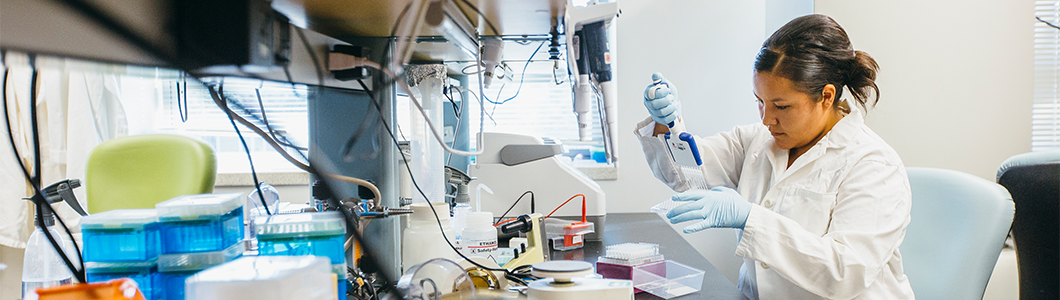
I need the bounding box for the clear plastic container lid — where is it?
[156,193,244,221]
[85,259,157,273]
[158,242,244,272]
[185,256,334,300]
[81,209,158,229]
[255,212,346,239]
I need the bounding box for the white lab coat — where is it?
[635,101,915,300]
[0,54,127,249]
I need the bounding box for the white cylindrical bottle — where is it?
[461,212,498,263]
[402,202,458,272]
[450,202,472,244]
[22,225,74,300]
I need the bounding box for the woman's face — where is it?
[753,71,838,151]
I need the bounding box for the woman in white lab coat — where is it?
[637,15,915,299]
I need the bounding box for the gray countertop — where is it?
[547,213,745,300]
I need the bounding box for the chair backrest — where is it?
[997,150,1060,300]
[900,167,1014,300]
[85,134,216,213]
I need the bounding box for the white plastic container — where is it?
[185,256,335,300]
[450,202,472,250]
[461,212,498,262]
[402,202,458,271]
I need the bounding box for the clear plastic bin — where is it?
[632,260,705,299]
[185,256,336,300]
[156,193,244,254]
[85,261,160,300]
[81,209,159,262]
[255,212,346,265]
[158,243,244,273]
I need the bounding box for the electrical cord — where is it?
[1038,16,1060,29]
[493,191,534,226]
[485,41,546,105]
[342,58,486,157]
[255,88,308,151]
[220,85,271,216]
[2,65,86,283]
[355,78,522,279]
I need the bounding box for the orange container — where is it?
[36,279,145,300]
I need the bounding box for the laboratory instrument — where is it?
[469,132,607,240]
[498,214,547,269]
[526,260,633,300]
[544,219,594,251]
[185,256,337,300]
[566,0,621,163]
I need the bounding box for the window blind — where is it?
[1034,1,1060,151]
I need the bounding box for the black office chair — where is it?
[996,150,1060,300]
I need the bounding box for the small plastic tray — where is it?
[632,260,704,299]
[650,199,682,219]
[158,243,244,273]
[36,279,146,300]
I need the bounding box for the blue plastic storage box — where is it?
[85,260,160,300]
[156,193,244,254]
[81,209,159,262]
[255,212,346,266]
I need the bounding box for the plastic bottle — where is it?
[450,201,472,248]
[22,206,75,300]
[461,212,498,263]
[402,202,458,271]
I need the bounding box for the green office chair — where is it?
[85,134,217,213]
[900,167,1014,300]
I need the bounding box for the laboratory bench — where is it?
[547,213,745,300]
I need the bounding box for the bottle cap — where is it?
[465,212,494,229]
[410,202,450,221]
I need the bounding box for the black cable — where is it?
[175,82,187,123]
[221,85,271,216]
[457,0,500,35]
[2,66,86,283]
[496,191,534,225]
[485,41,546,105]
[356,79,513,276]
[255,88,308,151]
[1038,16,1060,30]
[209,84,402,299]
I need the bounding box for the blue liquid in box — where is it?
[160,209,243,254]
[85,261,160,300]
[160,271,196,300]
[81,209,160,262]
[257,234,345,265]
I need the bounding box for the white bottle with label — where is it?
[461,212,498,263]
[402,202,458,271]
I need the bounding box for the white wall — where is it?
[602,0,812,285]
[815,0,1034,180]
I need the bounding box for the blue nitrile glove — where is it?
[643,72,681,126]
[666,187,753,233]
